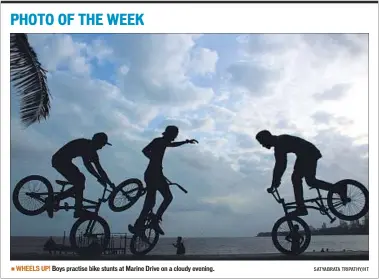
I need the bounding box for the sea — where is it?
[11,235,369,255]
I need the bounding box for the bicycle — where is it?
[129,177,188,256]
[268,179,369,255]
[13,174,145,255]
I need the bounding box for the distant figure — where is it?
[49,133,115,218]
[326,248,329,252]
[255,130,348,217]
[129,126,198,236]
[173,237,186,255]
[321,248,325,252]
[43,237,56,254]
[285,225,303,254]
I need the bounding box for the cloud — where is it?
[312,111,333,124]
[313,83,351,101]
[111,34,216,110]
[226,62,275,96]
[189,48,219,76]
[28,34,91,75]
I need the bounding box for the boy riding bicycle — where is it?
[255,130,347,217]
[47,132,115,219]
[129,126,198,236]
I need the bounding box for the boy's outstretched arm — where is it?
[169,139,198,147]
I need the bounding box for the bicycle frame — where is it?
[59,181,113,214]
[270,187,336,223]
[28,181,113,215]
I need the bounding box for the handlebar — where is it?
[165,177,188,194]
[267,187,284,203]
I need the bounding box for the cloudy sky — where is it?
[10,34,368,237]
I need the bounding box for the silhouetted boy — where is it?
[129,126,198,236]
[49,132,115,218]
[255,130,347,217]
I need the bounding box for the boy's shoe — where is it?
[288,206,308,217]
[151,215,165,235]
[334,185,349,204]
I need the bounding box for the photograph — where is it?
[10,33,369,261]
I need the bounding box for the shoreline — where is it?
[10,251,369,261]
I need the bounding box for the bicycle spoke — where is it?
[17,179,49,213]
[75,220,106,248]
[334,183,366,217]
[114,183,140,208]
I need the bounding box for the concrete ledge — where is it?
[10,251,369,261]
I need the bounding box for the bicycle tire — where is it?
[327,179,369,221]
[130,228,160,256]
[108,178,144,212]
[69,215,110,256]
[12,175,53,216]
[272,216,311,255]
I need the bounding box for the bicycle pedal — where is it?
[330,217,336,224]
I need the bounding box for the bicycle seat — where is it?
[55,180,71,186]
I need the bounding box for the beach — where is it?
[10,251,369,261]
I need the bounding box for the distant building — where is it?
[349,220,360,229]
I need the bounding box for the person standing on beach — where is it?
[173,237,186,255]
[128,126,198,237]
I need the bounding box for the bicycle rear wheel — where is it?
[130,217,160,255]
[13,175,53,216]
[327,179,369,221]
[69,215,110,256]
[271,216,311,255]
[108,178,144,212]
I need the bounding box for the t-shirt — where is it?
[53,139,99,163]
[275,135,322,159]
[146,137,169,170]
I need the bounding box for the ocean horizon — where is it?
[11,235,369,255]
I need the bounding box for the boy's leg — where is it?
[304,159,347,201]
[156,182,173,221]
[291,159,308,216]
[134,188,156,229]
[304,158,333,190]
[152,179,173,235]
[52,162,86,217]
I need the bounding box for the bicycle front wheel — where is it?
[108,178,144,212]
[13,175,53,216]
[130,217,160,255]
[69,215,110,256]
[271,216,311,255]
[327,179,369,221]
